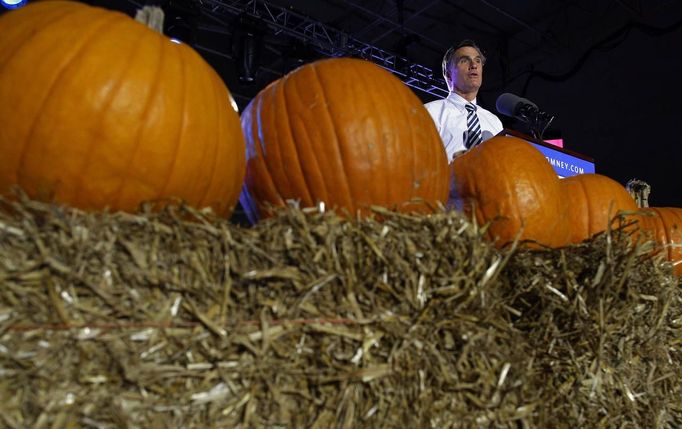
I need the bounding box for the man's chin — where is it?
[456,84,481,95]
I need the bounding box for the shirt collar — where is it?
[446,92,477,108]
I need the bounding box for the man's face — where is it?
[448,46,484,95]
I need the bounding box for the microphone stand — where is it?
[516,104,555,141]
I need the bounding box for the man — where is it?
[425,40,503,162]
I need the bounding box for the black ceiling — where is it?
[154,0,682,102]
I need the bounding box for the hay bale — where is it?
[0,195,680,428]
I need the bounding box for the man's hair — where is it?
[442,39,486,90]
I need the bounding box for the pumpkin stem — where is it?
[626,178,651,208]
[135,6,165,34]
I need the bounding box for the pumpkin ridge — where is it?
[666,208,682,274]
[381,74,393,205]
[203,59,246,216]
[422,105,445,203]
[584,179,596,237]
[0,5,74,68]
[490,146,520,241]
[653,207,674,263]
[366,63,394,206]
[110,26,167,210]
[577,176,590,241]
[241,89,285,220]
[293,110,329,204]
[253,90,285,207]
[198,60,243,214]
[567,176,584,243]
[280,69,317,207]
[354,61,386,206]
[265,77,297,203]
[193,49,223,210]
[400,77,418,206]
[422,110,446,205]
[14,10,120,189]
[309,63,354,212]
[266,75,301,203]
[637,208,666,254]
[158,42,188,200]
[70,21,152,208]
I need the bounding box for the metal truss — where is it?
[200,0,449,98]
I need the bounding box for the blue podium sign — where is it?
[501,129,595,178]
[529,142,596,178]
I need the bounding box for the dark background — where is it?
[4,0,682,207]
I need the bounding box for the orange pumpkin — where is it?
[0,1,245,216]
[451,135,570,248]
[635,207,682,275]
[239,57,449,223]
[561,173,638,244]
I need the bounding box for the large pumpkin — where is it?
[635,207,682,275]
[239,57,449,223]
[0,1,245,216]
[561,173,638,244]
[451,136,570,248]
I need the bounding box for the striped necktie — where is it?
[464,103,482,149]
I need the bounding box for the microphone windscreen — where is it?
[496,93,537,118]
[481,130,494,142]
[495,93,522,117]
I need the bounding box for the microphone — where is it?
[461,130,495,150]
[495,93,539,121]
[481,130,494,142]
[495,92,555,140]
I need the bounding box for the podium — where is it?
[500,129,595,178]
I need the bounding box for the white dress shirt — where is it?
[425,92,503,161]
